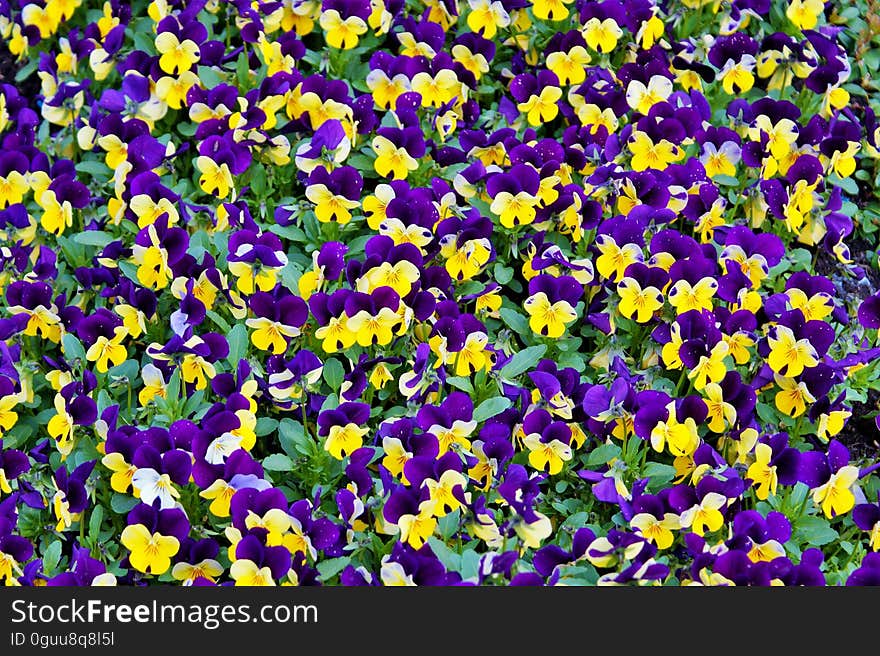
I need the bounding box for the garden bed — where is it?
[2,0,880,587]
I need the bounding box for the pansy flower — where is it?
[305,165,363,224]
[226,229,288,295]
[383,484,437,549]
[119,503,188,576]
[436,212,494,281]
[246,291,308,355]
[523,274,581,339]
[197,452,270,518]
[343,287,406,348]
[580,12,623,54]
[5,280,63,343]
[146,332,229,391]
[486,163,542,230]
[764,309,834,379]
[616,262,667,324]
[154,16,204,76]
[0,528,33,586]
[521,409,573,475]
[371,122,425,180]
[318,401,371,460]
[130,445,192,510]
[130,219,189,291]
[849,483,880,551]
[0,441,28,498]
[171,538,223,585]
[510,71,563,128]
[319,0,371,50]
[708,33,758,95]
[51,461,94,531]
[47,384,98,457]
[798,440,862,519]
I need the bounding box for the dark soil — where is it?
[840,391,880,462]
[813,236,880,298]
[814,235,880,457]
[0,37,39,99]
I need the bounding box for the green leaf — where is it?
[316,557,350,580]
[72,231,115,247]
[427,538,461,572]
[557,351,587,372]
[756,402,778,426]
[493,263,514,285]
[344,234,371,258]
[255,417,279,437]
[499,344,547,379]
[794,516,838,546]
[132,29,155,54]
[248,163,269,196]
[789,482,810,508]
[96,389,114,415]
[828,174,859,196]
[107,359,139,382]
[586,443,621,466]
[279,261,304,294]
[206,309,232,334]
[499,308,530,335]
[118,260,140,284]
[14,58,38,82]
[89,505,104,539]
[110,493,139,514]
[321,393,339,412]
[197,65,225,89]
[236,51,251,87]
[57,235,88,268]
[227,323,249,366]
[643,462,677,488]
[712,174,740,186]
[788,248,813,271]
[62,333,86,363]
[561,511,589,530]
[456,280,483,297]
[1,423,31,449]
[263,454,295,471]
[438,509,461,538]
[42,541,63,575]
[279,418,311,457]
[446,376,474,394]
[460,549,481,581]
[182,390,206,418]
[347,154,375,171]
[75,160,111,178]
[473,396,513,422]
[555,564,599,586]
[323,358,345,391]
[269,223,308,242]
[176,122,197,137]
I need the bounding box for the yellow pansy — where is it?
[617,278,663,323]
[325,422,369,460]
[767,325,818,378]
[523,292,577,339]
[121,524,180,575]
[319,10,368,49]
[371,135,419,180]
[812,466,859,519]
[154,31,200,75]
[746,442,778,500]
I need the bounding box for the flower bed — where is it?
[2,0,880,586]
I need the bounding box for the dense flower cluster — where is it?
[1,0,880,587]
